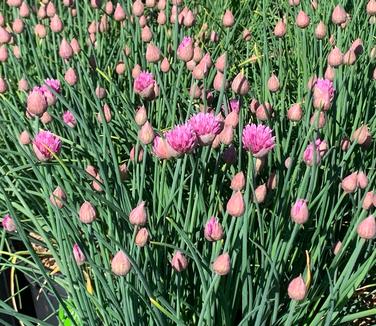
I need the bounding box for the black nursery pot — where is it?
[24,273,67,325]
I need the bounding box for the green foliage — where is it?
[0,0,375,325]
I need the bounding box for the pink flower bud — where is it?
[114,3,126,21]
[130,146,144,162]
[141,26,153,42]
[19,130,31,145]
[152,136,172,159]
[231,72,249,95]
[328,47,343,67]
[59,38,73,60]
[267,74,280,92]
[86,165,98,177]
[249,98,259,113]
[50,186,66,209]
[222,10,234,27]
[290,199,309,224]
[332,5,347,25]
[2,215,16,232]
[288,275,307,301]
[357,216,376,239]
[289,0,300,5]
[310,111,326,129]
[296,10,310,28]
[324,66,335,81]
[351,125,371,145]
[315,21,327,39]
[212,253,230,275]
[20,2,30,17]
[135,106,148,126]
[183,10,195,27]
[287,103,303,121]
[50,15,63,33]
[254,184,267,204]
[267,172,277,190]
[285,157,292,169]
[357,171,368,189]
[70,38,81,54]
[157,10,167,25]
[224,111,239,128]
[204,217,224,241]
[129,201,147,226]
[367,0,376,15]
[64,68,77,86]
[146,43,161,63]
[343,50,356,65]
[92,174,104,192]
[46,1,56,17]
[210,31,219,43]
[333,241,342,255]
[215,53,227,72]
[111,251,132,276]
[219,125,234,145]
[27,90,48,117]
[363,192,374,210]
[138,121,155,145]
[256,102,273,121]
[132,0,144,17]
[213,71,228,91]
[97,103,112,123]
[177,36,194,62]
[0,27,11,44]
[135,227,149,247]
[119,163,128,180]
[105,1,114,14]
[73,244,85,266]
[34,24,47,38]
[231,172,245,191]
[171,251,188,272]
[226,191,245,217]
[341,138,351,151]
[161,57,170,72]
[274,20,286,37]
[12,18,24,34]
[242,28,251,41]
[341,172,358,193]
[193,47,203,63]
[79,201,97,224]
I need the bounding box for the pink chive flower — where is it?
[32,130,61,161]
[166,124,197,155]
[303,138,327,166]
[133,71,156,99]
[229,99,240,112]
[177,36,194,62]
[2,214,16,232]
[63,110,77,128]
[312,78,335,111]
[188,112,222,145]
[242,124,275,157]
[44,78,61,93]
[73,243,86,266]
[204,217,224,241]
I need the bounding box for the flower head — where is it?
[73,244,85,266]
[188,113,222,145]
[166,124,197,155]
[177,36,193,62]
[312,78,335,111]
[44,78,61,93]
[33,130,61,161]
[134,71,155,93]
[63,110,76,128]
[242,124,275,157]
[290,199,309,224]
[303,138,327,166]
[2,214,16,232]
[204,217,224,241]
